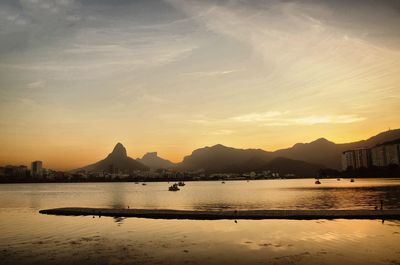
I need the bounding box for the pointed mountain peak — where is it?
[311,138,334,144]
[211,144,227,149]
[110,142,127,157]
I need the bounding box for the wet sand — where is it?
[39,207,400,220]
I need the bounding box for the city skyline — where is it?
[1,0,400,170]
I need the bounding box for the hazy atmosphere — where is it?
[1,0,400,170]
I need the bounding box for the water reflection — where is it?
[0,179,400,211]
[0,180,400,265]
[108,183,127,208]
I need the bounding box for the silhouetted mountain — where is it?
[341,129,400,149]
[137,152,175,169]
[258,157,324,177]
[178,144,323,176]
[178,129,400,174]
[72,129,400,175]
[273,129,400,169]
[75,143,148,173]
[178,144,273,173]
[378,137,400,146]
[273,138,341,170]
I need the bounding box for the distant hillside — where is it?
[177,129,400,174]
[273,129,400,169]
[74,143,148,173]
[209,156,323,177]
[344,129,400,148]
[272,138,343,170]
[258,157,325,177]
[178,144,272,173]
[137,152,175,169]
[71,129,400,175]
[377,138,400,146]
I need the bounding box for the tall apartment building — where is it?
[371,143,400,167]
[31,161,43,177]
[342,148,370,170]
[342,150,355,170]
[354,148,370,168]
[385,144,400,165]
[371,146,386,167]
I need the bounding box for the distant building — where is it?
[385,144,400,165]
[0,165,29,179]
[342,150,355,170]
[371,146,386,167]
[354,148,370,168]
[371,143,400,167]
[16,165,28,177]
[31,161,43,177]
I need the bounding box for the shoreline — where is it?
[39,208,400,220]
[2,177,400,184]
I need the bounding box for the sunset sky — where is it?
[0,0,400,170]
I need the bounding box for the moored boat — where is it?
[169,183,180,191]
[178,181,185,186]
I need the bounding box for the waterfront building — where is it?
[385,144,400,165]
[342,150,356,170]
[31,161,43,177]
[371,143,400,167]
[371,146,387,167]
[0,165,29,178]
[354,148,370,168]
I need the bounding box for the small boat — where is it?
[315,179,321,184]
[168,183,180,191]
[221,181,225,184]
[350,178,355,182]
[178,181,185,186]
[142,183,147,186]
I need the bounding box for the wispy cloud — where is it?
[190,112,366,126]
[230,111,283,122]
[292,115,366,125]
[180,69,242,78]
[208,129,234,136]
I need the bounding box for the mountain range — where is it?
[176,129,400,174]
[75,129,400,177]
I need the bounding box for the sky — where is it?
[0,0,400,170]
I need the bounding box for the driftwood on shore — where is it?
[39,207,400,220]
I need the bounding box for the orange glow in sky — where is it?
[0,0,399,170]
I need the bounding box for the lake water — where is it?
[1,179,400,264]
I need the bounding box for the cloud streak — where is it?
[190,112,366,126]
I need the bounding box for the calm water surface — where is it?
[1,179,400,264]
